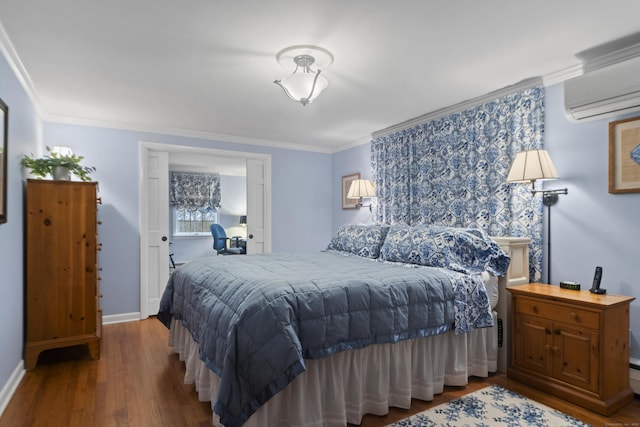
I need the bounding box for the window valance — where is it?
[170,172,221,212]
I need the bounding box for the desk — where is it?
[230,236,247,253]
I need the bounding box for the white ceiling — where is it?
[1,1,640,153]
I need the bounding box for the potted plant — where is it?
[21,146,96,181]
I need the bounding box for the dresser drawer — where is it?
[515,297,600,329]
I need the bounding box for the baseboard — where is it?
[102,312,141,325]
[0,360,25,418]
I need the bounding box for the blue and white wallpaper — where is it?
[371,86,546,281]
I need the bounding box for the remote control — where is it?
[589,266,606,294]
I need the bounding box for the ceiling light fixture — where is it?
[274,45,333,106]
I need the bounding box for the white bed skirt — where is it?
[168,312,497,427]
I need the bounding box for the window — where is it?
[173,207,217,236]
[170,171,221,237]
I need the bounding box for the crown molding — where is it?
[541,64,584,87]
[46,113,335,154]
[372,77,544,139]
[577,38,640,72]
[331,134,372,153]
[0,21,48,118]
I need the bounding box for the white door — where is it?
[246,158,270,254]
[142,149,170,317]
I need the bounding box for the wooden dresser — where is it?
[25,179,102,370]
[508,283,634,415]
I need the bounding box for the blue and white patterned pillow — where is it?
[379,224,510,276]
[327,224,390,259]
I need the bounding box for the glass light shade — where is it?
[347,179,376,199]
[506,149,559,183]
[278,72,328,104]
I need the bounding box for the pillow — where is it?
[379,224,510,276]
[326,224,390,259]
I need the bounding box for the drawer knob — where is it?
[531,305,538,313]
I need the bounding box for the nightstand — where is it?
[507,283,634,415]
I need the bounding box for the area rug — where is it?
[386,384,591,426]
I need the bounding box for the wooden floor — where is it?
[2,319,639,427]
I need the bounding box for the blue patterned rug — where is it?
[386,384,591,426]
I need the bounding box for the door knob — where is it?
[162,236,168,241]
[248,234,254,239]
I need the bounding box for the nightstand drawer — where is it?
[515,297,600,329]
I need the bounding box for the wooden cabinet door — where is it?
[513,314,553,376]
[553,323,599,393]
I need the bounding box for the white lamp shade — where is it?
[278,72,328,103]
[347,179,376,199]
[506,149,559,183]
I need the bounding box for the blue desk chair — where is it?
[210,224,245,255]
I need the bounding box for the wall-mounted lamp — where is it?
[239,215,247,226]
[347,179,376,212]
[273,45,333,106]
[507,149,568,284]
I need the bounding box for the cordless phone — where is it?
[589,266,606,294]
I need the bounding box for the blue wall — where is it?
[40,122,333,317]
[544,83,640,356]
[330,83,640,360]
[331,143,376,229]
[2,44,640,406]
[0,46,333,393]
[0,50,41,401]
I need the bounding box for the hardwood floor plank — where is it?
[1,319,638,427]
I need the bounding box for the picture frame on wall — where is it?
[609,116,640,193]
[342,173,360,209]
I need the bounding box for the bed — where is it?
[158,224,530,427]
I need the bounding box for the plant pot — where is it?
[53,166,70,181]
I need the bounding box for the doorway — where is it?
[138,141,272,319]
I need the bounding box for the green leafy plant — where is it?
[21,146,96,181]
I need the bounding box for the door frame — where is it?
[139,141,272,319]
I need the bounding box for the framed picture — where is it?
[609,116,640,193]
[342,173,360,209]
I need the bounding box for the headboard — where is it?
[491,236,531,373]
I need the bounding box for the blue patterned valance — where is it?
[371,85,545,281]
[170,172,221,212]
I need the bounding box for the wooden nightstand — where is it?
[507,283,634,415]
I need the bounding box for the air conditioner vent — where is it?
[564,55,640,122]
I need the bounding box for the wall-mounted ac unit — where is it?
[564,55,640,122]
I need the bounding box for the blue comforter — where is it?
[158,251,493,427]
